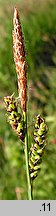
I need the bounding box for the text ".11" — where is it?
[41,203,50,211]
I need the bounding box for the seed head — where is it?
[29,115,48,180]
[4,94,25,141]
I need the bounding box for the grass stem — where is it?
[23,111,32,200]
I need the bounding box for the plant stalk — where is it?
[23,111,32,200]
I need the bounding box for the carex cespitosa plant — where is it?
[4,7,48,200]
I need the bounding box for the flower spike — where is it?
[29,115,48,180]
[4,94,25,141]
[13,7,27,112]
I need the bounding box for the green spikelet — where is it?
[4,94,25,141]
[29,114,48,180]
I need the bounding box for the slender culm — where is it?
[13,8,32,199]
[13,7,27,112]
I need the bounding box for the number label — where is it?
[42,203,50,211]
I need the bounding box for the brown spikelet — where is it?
[13,7,27,112]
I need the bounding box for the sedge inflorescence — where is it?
[13,7,27,112]
[29,115,48,180]
[4,7,48,191]
[4,8,27,141]
[4,94,25,141]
